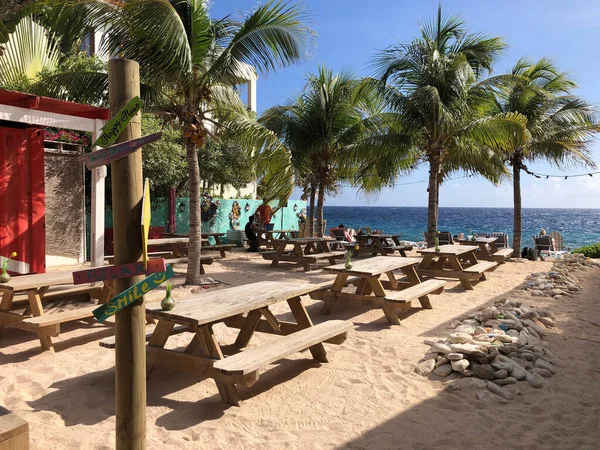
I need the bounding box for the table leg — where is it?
[0,290,15,338]
[197,325,241,406]
[287,296,328,363]
[294,243,311,271]
[385,271,398,289]
[489,242,499,254]
[320,274,347,315]
[147,320,176,375]
[234,309,262,348]
[27,290,57,352]
[401,266,433,309]
[448,257,474,290]
[214,236,226,258]
[368,277,400,325]
[270,242,285,267]
[373,238,387,256]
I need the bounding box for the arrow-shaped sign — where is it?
[93,96,143,147]
[80,132,162,170]
[72,259,166,285]
[93,265,175,323]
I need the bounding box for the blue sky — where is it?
[212,0,600,208]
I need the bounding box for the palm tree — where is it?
[372,6,527,246]
[39,0,313,284]
[260,66,399,236]
[493,57,599,251]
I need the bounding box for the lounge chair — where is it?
[490,232,509,249]
[532,235,553,257]
[421,231,453,246]
[329,227,355,251]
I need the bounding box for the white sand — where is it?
[1,250,599,449]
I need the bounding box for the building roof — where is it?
[0,89,109,121]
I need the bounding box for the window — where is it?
[80,33,95,56]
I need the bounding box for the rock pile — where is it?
[415,298,558,403]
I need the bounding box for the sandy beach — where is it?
[1,251,599,449]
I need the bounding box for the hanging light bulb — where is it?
[589,173,593,177]
[546,175,549,179]
[564,176,568,180]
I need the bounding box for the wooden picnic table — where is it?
[0,271,114,351]
[144,280,353,406]
[158,232,234,257]
[456,237,513,264]
[147,237,218,269]
[354,234,412,257]
[311,256,446,325]
[416,244,498,290]
[256,229,300,248]
[261,237,344,271]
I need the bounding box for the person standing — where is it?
[245,215,259,252]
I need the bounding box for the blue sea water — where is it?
[324,206,600,250]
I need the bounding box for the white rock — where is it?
[448,332,473,344]
[425,340,452,354]
[526,372,545,388]
[531,368,553,378]
[447,352,464,361]
[451,359,470,372]
[476,389,509,405]
[486,381,514,400]
[455,325,475,335]
[538,317,555,327]
[534,359,557,374]
[445,377,487,391]
[414,359,436,376]
[530,290,544,297]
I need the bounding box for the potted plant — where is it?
[161,282,175,310]
[435,231,440,252]
[345,245,359,269]
[0,252,17,283]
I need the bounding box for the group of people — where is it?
[244,203,274,252]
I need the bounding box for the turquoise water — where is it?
[324,206,600,250]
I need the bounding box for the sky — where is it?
[212,0,600,209]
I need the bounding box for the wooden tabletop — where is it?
[417,244,479,256]
[272,237,331,244]
[146,280,333,326]
[0,270,75,291]
[356,234,401,239]
[324,256,422,277]
[201,232,225,237]
[457,237,498,245]
[148,237,189,245]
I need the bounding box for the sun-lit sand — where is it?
[2,250,599,449]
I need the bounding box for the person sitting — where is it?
[245,215,259,252]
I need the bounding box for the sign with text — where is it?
[93,265,174,323]
[72,259,166,285]
[141,178,151,270]
[93,96,143,147]
[80,132,161,169]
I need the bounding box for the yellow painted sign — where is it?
[141,178,151,270]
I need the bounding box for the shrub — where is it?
[572,243,600,258]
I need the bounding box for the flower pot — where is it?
[0,271,11,284]
[344,260,353,270]
[161,295,175,311]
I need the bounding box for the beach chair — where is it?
[490,232,509,249]
[438,231,454,245]
[532,235,553,257]
[548,231,569,258]
[329,227,354,251]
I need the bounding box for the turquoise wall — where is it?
[98,198,307,244]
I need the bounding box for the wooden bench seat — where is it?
[384,279,446,303]
[99,324,191,348]
[0,405,28,450]
[463,261,498,273]
[10,284,104,310]
[307,251,345,259]
[494,248,514,257]
[202,243,235,258]
[213,319,353,376]
[22,304,98,328]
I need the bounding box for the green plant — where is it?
[2,251,17,273]
[572,243,600,258]
[165,282,173,296]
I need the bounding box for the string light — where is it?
[522,167,600,179]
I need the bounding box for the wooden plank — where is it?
[417,245,478,256]
[22,304,98,327]
[213,320,353,376]
[92,96,143,147]
[494,249,514,257]
[325,256,422,277]
[100,324,191,349]
[0,271,74,292]
[0,405,28,443]
[384,279,446,303]
[147,237,189,245]
[80,132,161,169]
[287,296,328,362]
[73,259,166,285]
[93,265,175,323]
[141,178,151,269]
[463,261,498,273]
[146,280,340,327]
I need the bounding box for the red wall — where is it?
[0,126,45,274]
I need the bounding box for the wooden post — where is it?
[109,59,146,450]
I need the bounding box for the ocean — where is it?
[323,206,600,250]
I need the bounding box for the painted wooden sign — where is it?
[72,258,166,285]
[93,264,174,323]
[80,132,161,169]
[141,178,151,269]
[93,96,143,147]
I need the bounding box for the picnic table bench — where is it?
[256,229,300,248]
[261,237,344,271]
[147,237,215,273]
[310,256,446,325]
[416,245,498,290]
[456,237,514,264]
[0,405,28,450]
[200,232,235,257]
[0,271,114,351]
[143,280,354,406]
[354,234,413,257]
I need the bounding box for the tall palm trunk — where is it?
[308,182,316,237]
[512,157,522,253]
[426,155,441,247]
[185,138,203,284]
[316,178,326,237]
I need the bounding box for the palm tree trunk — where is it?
[316,179,326,237]
[426,157,440,247]
[513,158,522,253]
[308,182,316,237]
[185,138,203,284]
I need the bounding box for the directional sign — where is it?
[141,178,151,270]
[93,96,143,147]
[93,264,174,323]
[80,132,161,170]
[72,259,166,285]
